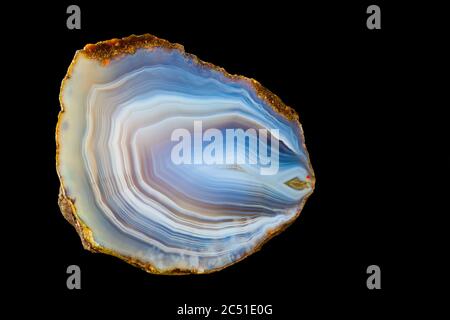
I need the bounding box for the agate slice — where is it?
[56,34,315,274]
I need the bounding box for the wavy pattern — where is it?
[57,35,315,273]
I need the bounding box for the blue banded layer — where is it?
[58,44,314,273]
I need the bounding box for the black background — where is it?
[8,0,445,317]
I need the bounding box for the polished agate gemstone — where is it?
[57,34,315,274]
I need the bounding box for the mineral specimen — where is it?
[56,34,315,274]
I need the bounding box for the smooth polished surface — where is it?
[57,34,315,274]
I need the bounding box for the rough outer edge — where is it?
[56,33,316,275]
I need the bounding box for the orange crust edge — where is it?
[56,34,316,275]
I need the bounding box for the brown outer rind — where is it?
[56,33,316,275]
